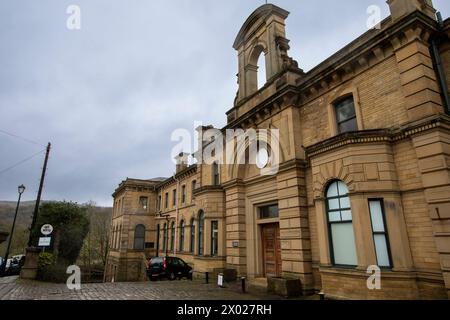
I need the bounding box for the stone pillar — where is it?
[393,26,444,122]
[20,247,41,280]
[412,124,450,299]
[224,182,247,275]
[387,0,436,22]
[277,164,314,294]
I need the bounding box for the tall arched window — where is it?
[179,220,185,252]
[190,218,195,253]
[162,223,167,253]
[257,51,267,90]
[156,224,160,254]
[170,222,175,252]
[326,181,357,266]
[134,224,145,250]
[213,161,220,186]
[198,211,205,256]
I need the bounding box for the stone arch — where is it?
[228,127,286,180]
[233,4,291,101]
[248,42,268,90]
[313,159,356,199]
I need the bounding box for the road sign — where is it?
[41,224,53,236]
[38,237,51,247]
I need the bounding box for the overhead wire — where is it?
[0,149,46,176]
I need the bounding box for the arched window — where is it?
[257,51,267,90]
[190,218,195,253]
[134,224,145,250]
[213,161,220,186]
[156,224,161,254]
[198,211,205,256]
[179,220,185,252]
[326,181,357,266]
[162,223,167,253]
[170,222,175,251]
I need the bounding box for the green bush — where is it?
[37,252,67,283]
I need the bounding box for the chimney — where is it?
[175,152,190,173]
[387,0,436,22]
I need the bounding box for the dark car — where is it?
[6,258,21,276]
[147,256,193,281]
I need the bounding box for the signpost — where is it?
[38,237,51,247]
[41,224,53,236]
[39,224,53,252]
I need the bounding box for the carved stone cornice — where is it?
[155,165,198,190]
[193,185,224,196]
[225,84,301,130]
[305,114,450,158]
[112,178,161,198]
[297,11,439,105]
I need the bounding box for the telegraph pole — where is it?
[27,142,51,247]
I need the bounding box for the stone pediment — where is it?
[233,4,289,50]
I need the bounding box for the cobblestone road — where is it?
[0,276,288,300]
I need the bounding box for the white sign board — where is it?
[41,224,53,236]
[38,237,51,247]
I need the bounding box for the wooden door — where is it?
[262,223,281,277]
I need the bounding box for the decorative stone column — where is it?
[411,119,450,299]
[276,161,314,294]
[224,181,247,275]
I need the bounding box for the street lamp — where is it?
[0,185,25,277]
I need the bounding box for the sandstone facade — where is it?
[106,1,450,299]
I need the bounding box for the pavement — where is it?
[0,276,296,300]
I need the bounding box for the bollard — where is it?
[205,272,209,284]
[241,277,246,293]
[318,291,325,301]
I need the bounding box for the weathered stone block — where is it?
[267,277,302,298]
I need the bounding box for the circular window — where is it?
[256,148,269,169]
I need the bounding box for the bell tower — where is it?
[233,4,296,102]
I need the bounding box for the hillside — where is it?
[0,201,112,257]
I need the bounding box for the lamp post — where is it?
[0,184,25,277]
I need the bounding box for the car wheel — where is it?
[168,272,176,281]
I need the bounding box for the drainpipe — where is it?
[430,12,450,115]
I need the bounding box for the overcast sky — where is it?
[1,0,449,207]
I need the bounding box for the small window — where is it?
[145,242,154,249]
[213,162,220,186]
[192,180,197,200]
[190,218,195,253]
[173,189,177,206]
[162,223,167,253]
[179,220,185,252]
[134,225,145,250]
[198,211,205,256]
[259,205,279,219]
[369,200,392,268]
[170,222,175,251]
[165,193,169,209]
[335,96,357,134]
[211,221,218,257]
[139,197,148,210]
[182,185,186,204]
